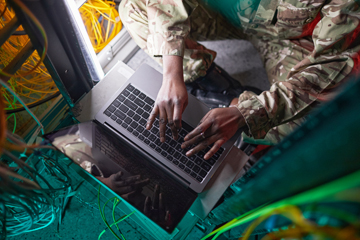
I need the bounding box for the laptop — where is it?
[44,64,240,232]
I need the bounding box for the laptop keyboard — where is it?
[103,84,224,183]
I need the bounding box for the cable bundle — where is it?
[79,0,122,53]
[0,148,73,239]
[0,0,58,134]
[0,91,74,239]
[0,2,75,238]
[203,170,360,240]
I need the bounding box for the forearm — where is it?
[236,56,354,140]
[163,55,184,83]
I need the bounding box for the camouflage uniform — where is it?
[119,0,360,144]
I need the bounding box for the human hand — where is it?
[144,184,172,227]
[98,171,150,197]
[181,107,245,160]
[146,56,188,143]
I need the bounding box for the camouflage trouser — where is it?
[119,0,308,144]
[119,0,245,82]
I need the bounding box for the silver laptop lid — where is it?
[43,122,197,233]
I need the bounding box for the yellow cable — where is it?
[79,0,122,53]
[0,0,59,131]
[0,0,48,78]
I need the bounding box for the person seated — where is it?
[119,0,360,160]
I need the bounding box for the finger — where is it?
[159,192,164,212]
[152,184,160,209]
[111,171,123,181]
[173,100,184,130]
[116,185,133,195]
[133,178,150,188]
[146,105,159,130]
[181,132,207,149]
[165,210,169,222]
[120,190,136,201]
[144,196,152,217]
[185,138,211,157]
[183,119,212,142]
[168,120,179,140]
[185,132,220,157]
[165,105,178,140]
[159,193,165,220]
[114,181,128,188]
[165,210,172,227]
[158,107,167,143]
[123,175,141,184]
[204,138,227,160]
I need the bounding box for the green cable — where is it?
[99,210,136,239]
[0,79,44,135]
[97,186,126,240]
[112,199,120,230]
[13,113,16,133]
[9,81,17,106]
[106,212,135,231]
[112,199,126,240]
[3,93,15,110]
[6,113,17,133]
[97,187,136,240]
[203,169,360,240]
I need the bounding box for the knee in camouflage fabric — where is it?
[120,0,360,144]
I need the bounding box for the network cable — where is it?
[79,0,122,53]
[202,170,360,240]
[0,0,59,134]
[0,0,48,78]
[97,185,135,240]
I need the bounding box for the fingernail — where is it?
[160,137,165,142]
[186,149,193,156]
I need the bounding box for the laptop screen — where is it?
[44,121,197,233]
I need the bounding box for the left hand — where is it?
[146,55,187,143]
[181,107,246,160]
[98,172,150,196]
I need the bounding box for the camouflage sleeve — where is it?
[146,0,194,57]
[235,0,360,140]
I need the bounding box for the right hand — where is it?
[182,106,246,160]
[146,55,188,142]
[144,185,172,228]
[98,171,150,196]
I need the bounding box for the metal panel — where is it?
[1,41,34,82]
[209,77,360,226]
[10,0,96,106]
[0,17,20,47]
[96,29,136,69]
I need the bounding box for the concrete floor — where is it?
[127,39,270,91]
[7,39,269,240]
